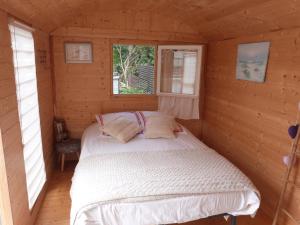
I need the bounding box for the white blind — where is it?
[9,22,46,210]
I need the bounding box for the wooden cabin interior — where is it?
[0,1,299,225]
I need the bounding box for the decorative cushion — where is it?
[95,112,142,135]
[102,116,141,143]
[144,116,176,139]
[135,111,183,133]
[95,111,184,136]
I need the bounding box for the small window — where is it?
[157,45,203,97]
[9,21,46,210]
[112,44,155,95]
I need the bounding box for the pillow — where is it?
[144,116,176,139]
[102,116,141,143]
[95,111,183,136]
[96,112,142,135]
[135,111,183,133]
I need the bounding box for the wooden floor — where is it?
[35,161,272,225]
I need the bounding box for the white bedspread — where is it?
[71,123,260,225]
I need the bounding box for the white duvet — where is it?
[70,123,260,225]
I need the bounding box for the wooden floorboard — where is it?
[35,161,272,225]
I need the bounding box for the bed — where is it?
[70,115,260,225]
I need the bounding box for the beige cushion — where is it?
[144,116,176,139]
[102,116,141,143]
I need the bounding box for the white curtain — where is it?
[158,95,199,120]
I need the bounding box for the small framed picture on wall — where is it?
[65,42,93,63]
[236,41,270,83]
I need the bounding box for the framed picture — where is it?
[65,42,93,63]
[236,42,270,83]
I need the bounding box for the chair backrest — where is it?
[53,118,69,143]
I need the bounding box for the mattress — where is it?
[70,123,260,225]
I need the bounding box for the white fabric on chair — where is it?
[158,95,199,120]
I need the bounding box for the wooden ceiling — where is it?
[1,0,300,40]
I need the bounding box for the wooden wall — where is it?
[62,10,198,38]
[34,29,55,175]
[0,9,54,225]
[51,15,205,138]
[203,28,300,224]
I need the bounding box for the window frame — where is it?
[110,40,158,97]
[156,45,203,98]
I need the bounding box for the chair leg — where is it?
[58,152,61,163]
[61,153,65,172]
[76,151,80,159]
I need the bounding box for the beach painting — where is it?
[236,42,270,82]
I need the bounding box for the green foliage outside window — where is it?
[112,44,155,94]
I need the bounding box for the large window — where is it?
[9,21,46,209]
[112,44,155,95]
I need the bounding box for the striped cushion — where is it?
[95,112,142,135]
[144,116,176,139]
[95,111,183,136]
[102,116,141,143]
[135,111,183,133]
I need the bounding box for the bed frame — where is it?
[229,215,237,225]
[212,214,237,225]
[208,214,237,225]
[159,214,237,225]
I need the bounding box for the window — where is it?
[112,44,155,95]
[157,45,203,97]
[9,21,46,209]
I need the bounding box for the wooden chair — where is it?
[54,118,81,171]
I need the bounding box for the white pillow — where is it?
[102,116,141,143]
[144,116,176,139]
[136,111,183,133]
[95,111,183,136]
[95,112,142,135]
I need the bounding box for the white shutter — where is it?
[9,22,46,210]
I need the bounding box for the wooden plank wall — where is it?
[0,9,54,225]
[0,130,14,225]
[51,13,206,139]
[34,29,55,175]
[203,28,300,224]
[52,9,201,42]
